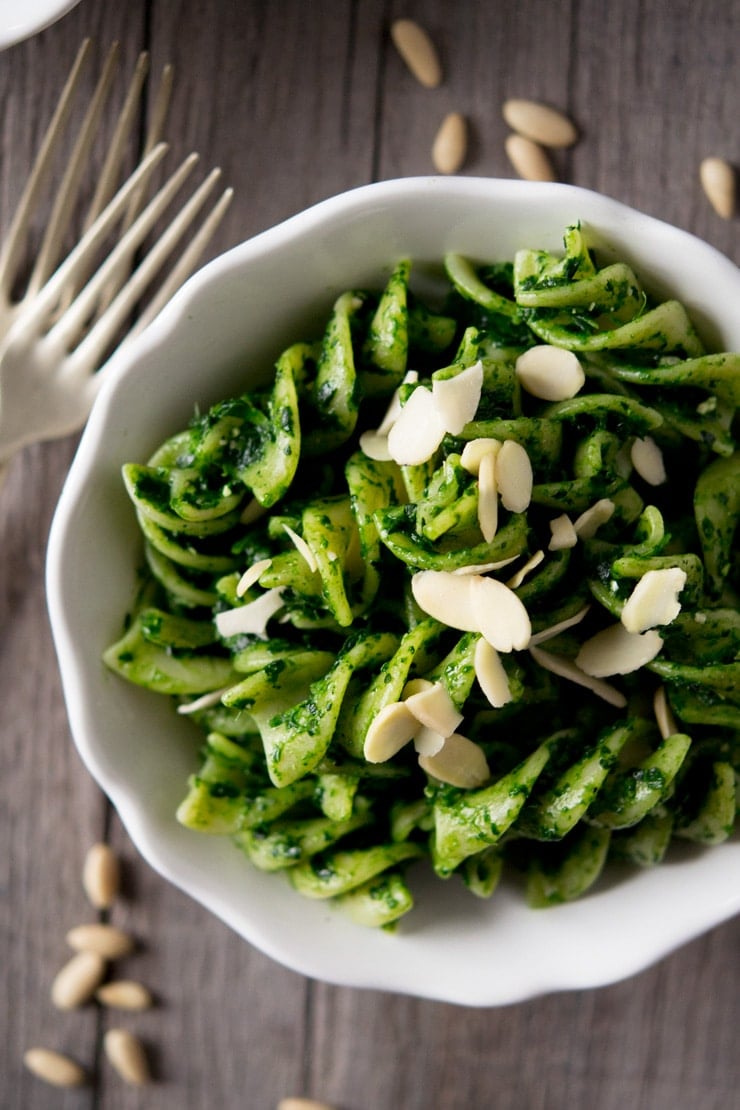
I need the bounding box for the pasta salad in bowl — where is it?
[46,177,739,1006]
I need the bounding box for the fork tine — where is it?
[23,142,169,330]
[68,171,232,374]
[0,38,92,299]
[126,184,233,342]
[82,50,150,231]
[86,60,175,320]
[55,54,174,318]
[144,64,174,154]
[119,62,174,233]
[50,152,200,351]
[26,42,121,298]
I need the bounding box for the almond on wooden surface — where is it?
[505,133,556,181]
[96,979,154,1011]
[432,111,467,174]
[103,1028,151,1085]
[502,98,578,147]
[699,156,736,218]
[51,950,106,1010]
[390,18,442,87]
[82,842,120,909]
[23,1047,87,1088]
[66,922,135,959]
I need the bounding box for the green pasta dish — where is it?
[104,224,739,929]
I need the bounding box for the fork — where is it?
[0,40,233,474]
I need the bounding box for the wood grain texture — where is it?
[1,1,738,1108]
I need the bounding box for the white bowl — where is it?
[46,177,740,1007]
[0,0,81,50]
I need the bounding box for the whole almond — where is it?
[51,950,106,1010]
[432,112,467,174]
[66,922,135,959]
[390,19,442,88]
[699,156,736,218]
[104,1028,151,1085]
[502,98,578,147]
[96,979,153,1011]
[82,843,120,909]
[24,1047,86,1087]
[505,134,556,182]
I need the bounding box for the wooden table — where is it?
[2,1,739,1107]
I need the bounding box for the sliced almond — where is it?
[452,555,519,575]
[576,623,664,677]
[401,677,434,698]
[66,922,135,960]
[215,587,285,639]
[529,644,627,707]
[630,436,667,486]
[177,685,235,715]
[51,950,106,1010]
[460,437,501,475]
[496,440,533,513]
[103,1028,151,1086]
[82,843,120,910]
[364,701,421,763]
[470,575,532,652]
[474,637,512,708]
[413,725,447,756]
[515,344,585,401]
[378,371,418,434]
[432,111,467,174]
[411,569,481,633]
[502,98,578,148]
[411,568,531,651]
[387,386,446,465]
[236,557,273,597]
[700,156,736,219]
[505,133,556,182]
[620,567,687,633]
[96,980,153,1011]
[653,685,679,740]
[390,18,442,88]
[548,514,578,550]
[283,524,318,573]
[404,681,463,736]
[505,549,544,589]
[358,430,392,461]
[573,498,615,539]
[418,732,490,788]
[432,361,483,435]
[529,604,590,646]
[477,448,498,542]
[24,1047,86,1088]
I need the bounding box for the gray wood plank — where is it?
[146,0,385,247]
[1,4,152,1104]
[308,921,740,1109]
[379,0,577,181]
[570,0,740,261]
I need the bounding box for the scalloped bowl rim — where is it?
[46,177,740,1007]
